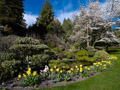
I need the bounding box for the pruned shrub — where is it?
[94,50,109,61]
[1,60,22,78]
[75,49,89,61]
[86,46,97,57]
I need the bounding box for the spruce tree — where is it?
[0,0,26,36]
[37,0,54,36]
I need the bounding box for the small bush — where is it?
[86,46,97,57]
[75,49,89,61]
[64,52,74,59]
[94,50,109,61]
[1,60,22,77]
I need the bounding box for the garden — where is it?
[0,0,120,90]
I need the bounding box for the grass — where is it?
[35,51,120,90]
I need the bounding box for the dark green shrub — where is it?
[51,47,62,54]
[26,54,50,67]
[75,49,89,61]
[0,52,16,61]
[64,52,74,59]
[1,59,22,77]
[86,46,97,57]
[94,50,109,61]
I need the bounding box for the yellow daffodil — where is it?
[88,68,90,71]
[28,68,31,71]
[75,66,78,68]
[18,74,21,78]
[77,68,79,71]
[68,70,71,73]
[50,69,53,72]
[80,65,82,67]
[103,64,106,67]
[98,62,101,65]
[85,66,88,69]
[71,68,73,71]
[23,74,26,78]
[60,70,63,73]
[54,66,56,69]
[93,63,97,65]
[80,70,82,72]
[26,70,31,75]
[32,71,37,76]
[56,68,59,72]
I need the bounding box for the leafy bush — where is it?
[94,50,109,61]
[51,47,62,54]
[26,54,50,67]
[86,46,97,57]
[75,49,89,61]
[1,60,22,77]
[0,52,16,61]
[64,52,75,59]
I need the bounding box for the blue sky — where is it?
[23,0,106,26]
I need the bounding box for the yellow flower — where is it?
[75,66,78,68]
[104,67,106,69]
[32,71,37,76]
[93,63,97,65]
[26,70,31,75]
[23,74,26,78]
[100,63,102,66]
[71,68,73,71]
[77,68,79,71]
[68,70,71,73]
[28,68,31,71]
[103,64,106,67]
[80,65,82,68]
[98,62,101,65]
[80,68,82,70]
[56,68,59,72]
[88,68,90,71]
[60,70,63,73]
[18,74,21,78]
[50,69,53,72]
[85,66,88,69]
[63,66,65,68]
[54,66,56,69]
[80,70,82,72]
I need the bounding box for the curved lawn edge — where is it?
[34,53,120,90]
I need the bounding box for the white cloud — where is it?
[24,13,38,27]
[56,10,80,23]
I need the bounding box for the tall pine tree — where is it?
[37,0,54,36]
[0,0,26,36]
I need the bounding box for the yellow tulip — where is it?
[18,74,21,78]
[54,66,56,69]
[75,66,78,68]
[56,68,59,72]
[71,68,73,71]
[23,74,26,78]
[26,70,31,75]
[88,68,90,71]
[50,69,53,72]
[28,68,31,71]
[80,70,82,72]
[32,71,37,76]
[60,70,63,73]
[80,65,82,67]
[68,70,71,73]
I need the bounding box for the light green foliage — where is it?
[0,52,16,61]
[64,52,74,59]
[51,47,62,54]
[26,54,50,67]
[75,49,89,61]
[1,60,21,77]
[15,37,41,45]
[86,46,97,57]
[94,50,109,60]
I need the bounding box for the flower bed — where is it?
[0,55,118,90]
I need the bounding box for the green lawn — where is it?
[35,51,120,90]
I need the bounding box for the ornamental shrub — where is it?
[94,50,109,61]
[75,49,89,61]
[86,46,97,57]
[1,59,22,77]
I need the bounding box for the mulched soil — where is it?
[0,72,101,90]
